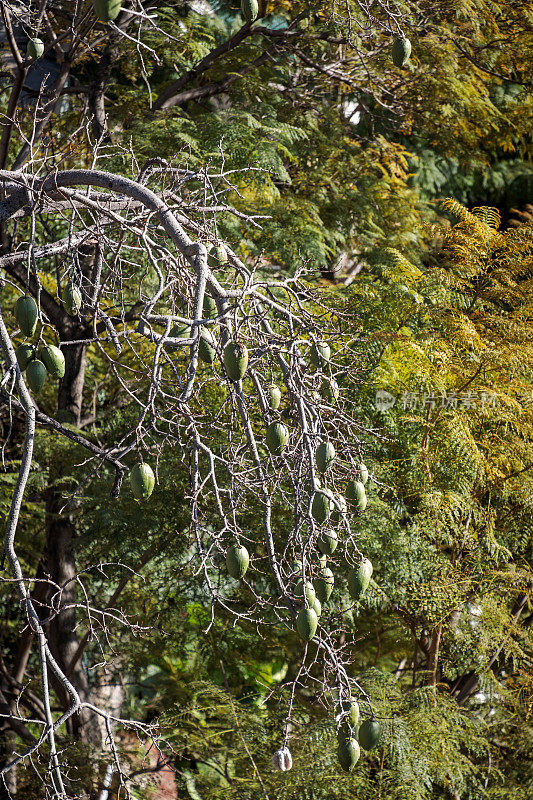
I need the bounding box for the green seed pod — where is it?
[39,344,65,379]
[226,543,249,579]
[130,463,155,501]
[358,462,369,485]
[346,480,365,502]
[315,441,335,473]
[267,383,281,410]
[359,719,381,750]
[314,566,334,603]
[357,493,367,512]
[167,325,191,351]
[348,557,373,601]
[92,0,122,23]
[14,296,38,337]
[26,360,47,393]
[265,421,289,455]
[203,294,217,317]
[311,491,330,524]
[392,37,411,68]
[310,341,331,368]
[295,580,316,606]
[319,377,339,401]
[208,244,228,267]
[347,480,367,510]
[296,607,318,641]
[317,528,338,556]
[337,737,360,772]
[341,699,360,727]
[27,38,44,59]
[198,329,216,364]
[330,493,347,523]
[63,284,82,316]
[15,344,35,371]
[241,0,258,22]
[311,342,331,367]
[223,341,249,380]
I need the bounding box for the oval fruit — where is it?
[15,344,34,371]
[359,719,381,750]
[198,330,216,364]
[346,480,365,503]
[130,463,155,501]
[223,341,249,380]
[26,360,47,393]
[348,557,373,601]
[315,441,335,473]
[330,493,347,523]
[63,284,82,316]
[358,462,369,485]
[267,383,281,410]
[295,580,316,606]
[319,377,339,401]
[92,0,122,22]
[14,296,38,337]
[392,37,411,68]
[296,607,318,641]
[341,699,360,727]
[337,737,360,772]
[266,421,289,455]
[167,325,191,351]
[314,566,334,603]
[317,528,337,556]
[310,341,331,368]
[312,491,330,524]
[241,0,258,22]
[27,38,44,59]
[208,244,228,267]
[203,295,217,317]
[39,344,65,379]
[226,543,249,579]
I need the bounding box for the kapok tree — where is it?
[0,160,382,794]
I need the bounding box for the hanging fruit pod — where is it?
[92,0,122,23]
[359,719,381,750]
[226,542,249,579]
[315,441,335,473]
[392,37,411,68]
[267,383,282,410]
[26,360,47,393]
[314,566,334,603]
[39,344,65,379]
[348,557,373,601]
[296,607,318,641]
[15,344,35,371]
[14,296,38,337]
[337,737,360,772]
[27,38,44,59]
[265,421,289,455]
[63,284,82,316]
[223,341,249,380]
[130,463,155,501]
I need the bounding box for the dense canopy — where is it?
[0,2,531,799]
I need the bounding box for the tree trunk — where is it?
[43,335,105,744]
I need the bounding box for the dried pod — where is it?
[272,746,292,772]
